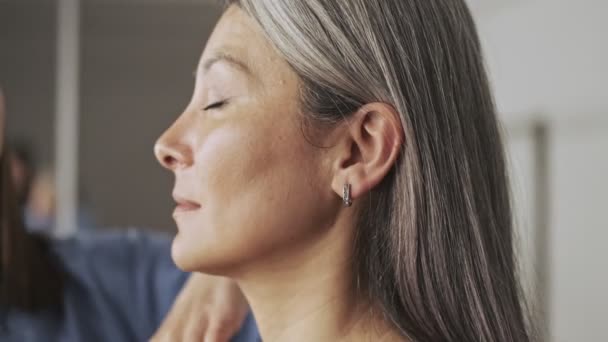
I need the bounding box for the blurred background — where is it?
[0,0,605,341]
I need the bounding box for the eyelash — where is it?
[203,100,227,111]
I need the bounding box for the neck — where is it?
[234,215,404,342]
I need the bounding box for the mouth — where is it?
[172,194,202,214]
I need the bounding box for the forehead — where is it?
[200,6,286,79]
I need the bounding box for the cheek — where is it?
[190,122,292,243]
[196,127,245,195]
[178,118,331,273]
[200,122,315,219]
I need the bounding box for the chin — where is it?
[170,232,247,276]
[170,236,198,272]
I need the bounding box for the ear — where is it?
[330,102,404,203]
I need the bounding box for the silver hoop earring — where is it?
[343,183,353,207]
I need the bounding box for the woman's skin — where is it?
[155,6,405,342]
[151,274,250,342]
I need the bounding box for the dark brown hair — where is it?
[0,117,63,312]
[226,0,535,341]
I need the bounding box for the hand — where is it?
[151,273,249,342]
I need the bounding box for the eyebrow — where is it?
[198,52,254,77]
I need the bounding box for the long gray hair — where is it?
[224,1,533,341]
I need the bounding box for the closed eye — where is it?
[203,100,227,111]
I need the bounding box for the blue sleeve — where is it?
[53,230,189,340]
[53,230,259,342]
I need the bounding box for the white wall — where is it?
[476,0,608,120]
[550,117,608,342]
[475,1,608,341]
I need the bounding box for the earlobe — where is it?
[330,102,403,205]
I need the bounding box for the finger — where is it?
[150,329,182,342]
[204,326,233,342]
[151,314,178,340]
[183,315,209,342]
[150,317,181,342]
[151,292,195,341]
[204,318,239,342]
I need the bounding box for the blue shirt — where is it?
[0,230,258,341]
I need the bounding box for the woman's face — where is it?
[154,6,338,274]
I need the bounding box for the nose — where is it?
[154,119,193,171]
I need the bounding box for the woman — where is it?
[0,88,256,341]
[155,0,534,341]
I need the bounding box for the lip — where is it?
[172,194,201,214]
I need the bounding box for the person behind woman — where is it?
[0,88,257,341]
[154,0,535,341]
